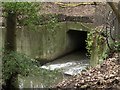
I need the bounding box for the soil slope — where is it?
[54,53,120,90]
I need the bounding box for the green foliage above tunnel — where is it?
[2,2,40,28]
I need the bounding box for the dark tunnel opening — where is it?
[67,30,87,53]
[39,30,88,65]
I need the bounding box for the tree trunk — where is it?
[4,11,17,52]
[108,2,120,44]
[107,2,120,61]
[2,11,19,90]
[90,34,99,67]
[107,2,120,24]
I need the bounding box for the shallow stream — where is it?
[19,51,89,88]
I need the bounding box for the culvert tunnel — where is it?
[39,29,88,65]
[41,30,89,75]
[66,29,87,54]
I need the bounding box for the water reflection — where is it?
[19,51,89,88]
[18,69,64,88]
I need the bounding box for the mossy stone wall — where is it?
[1,22,107,65]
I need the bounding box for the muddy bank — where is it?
[54,53,120,90]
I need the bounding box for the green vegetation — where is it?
[2,2,41,89]
[86,29,107,66]
[3,51,62,88]
[1,2,120,89]
[2,2,60,89]
[3,2,40,27]
[3,51,36,80]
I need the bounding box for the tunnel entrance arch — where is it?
[66,29,87,53]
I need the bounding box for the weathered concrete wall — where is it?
[1,27,43,58]
[42,22,92,61]
[16,27,43,58]
[40,23,67,60]
[0,22,93,62]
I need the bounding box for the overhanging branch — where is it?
[107,2,120,24]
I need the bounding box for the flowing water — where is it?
[19,51,89,88]
[41,51,89,75]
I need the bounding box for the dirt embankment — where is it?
[54,53,120,90]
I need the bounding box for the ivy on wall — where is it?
[86,28,108,66]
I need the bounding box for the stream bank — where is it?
[54,53,120,90]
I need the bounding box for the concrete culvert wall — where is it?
[0,22,90,63]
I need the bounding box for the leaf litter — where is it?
[54,53,120,90]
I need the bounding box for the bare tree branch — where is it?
[107,2,120,24]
